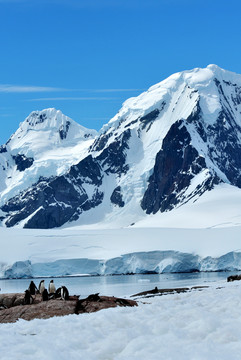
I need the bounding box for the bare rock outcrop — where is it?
[227,275,241,282]
[0,293,137,323]
[75,293,137,314]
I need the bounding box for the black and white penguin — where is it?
[55,286,69,300]
[42,288,49,301]
[48,280,56,295]
[38,280,45,295]
[24,290,34,305]
[61,286,69,300]
[28,281,38,295]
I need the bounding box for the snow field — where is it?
[1,282,241,359]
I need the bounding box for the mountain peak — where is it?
[24,108,63,128]
[206,63,221,70]
[22,108,76,132]
[102,64,241,134]
[2,65,241,229]
[6,108,97,156]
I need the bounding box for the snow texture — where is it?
[1,282,241,359]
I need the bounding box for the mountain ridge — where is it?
[1,64,241,228]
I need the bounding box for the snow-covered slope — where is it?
[2,65,241,228]
[0,108,97,206]
[133,183,241,229]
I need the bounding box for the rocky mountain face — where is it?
[1,65,241,228]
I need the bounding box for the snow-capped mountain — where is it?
[7,108,97,155]
[0,108,97,207]
[2,64,241,228]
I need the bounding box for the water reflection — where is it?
[0,271,238,298]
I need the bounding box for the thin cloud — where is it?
[0,0,159,7]
[27,97,121,101]
[0,84,65,93]
[0,84,145,98]
[0,114,13,117]
[79,89,145,93]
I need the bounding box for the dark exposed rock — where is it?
[59,120,70,140]
[141,120,220,214]
[227,275,241,282]
[90,131,113,152]
[97,129,131,175]
[0,294,78,323]
[141,85,241,215]
[124,119,138,128]
[69,155,103,186]
[75,294,137,314]
[0,293,25,309]
[206,109,241,188]
[132,287,189,298]
[2,155,104,228]
[0,145,7,153]
[0,293,137,323]
[131,285,209,298]
[13,154,34,172]
[140,108,160,130]
[27,112,47,126]
[110,186,125,207]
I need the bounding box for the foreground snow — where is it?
[1,281,241,359]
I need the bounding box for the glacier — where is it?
[1,225,241,279]
[3,251,241,279]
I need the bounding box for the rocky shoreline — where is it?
[1,281,233,324]
[0,292,137,324]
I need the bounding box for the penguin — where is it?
[55,286,69,300]
[42,288,49,301]
[48,280,56,294]
[38,280,45,295]
[28,281,38,295]
[48,280,56,299]
[24,290,34,305]
[60,286,69,300]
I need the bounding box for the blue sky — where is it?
[0,0,241,144]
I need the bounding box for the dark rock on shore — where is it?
[227,274,241,282]
[131,286,209,298]
[0,292,137,323]
[75,293,137,314]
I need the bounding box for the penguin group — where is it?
[23,279,70,305]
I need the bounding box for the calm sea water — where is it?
[0,272,237,298]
